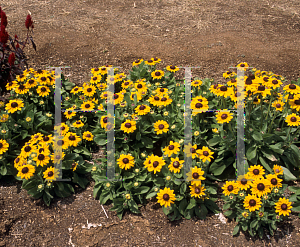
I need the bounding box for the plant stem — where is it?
[284,127,300,150]
[260,95,264,129]
[280,99,290,129]
[222,97,227,109]
[267,111,278,133]
[265,94,273,121]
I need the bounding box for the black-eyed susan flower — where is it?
[81,101,95,111]
[132,58,143,66]
[227,78,237,87]
[17,164,35,180]
[82,131,94,141]
[222,181,239,196]
[186,166,205,186]
[151,70,164,80]
[134,80,147,92]
[243,194,262,212]
[135,104,151,115]
[54,123,69,136]
[5,99,24,114]
[236,175,252,190]
[71,161,78,171]
[0,114,9,123]
[70,86,82,94]
[97,83,107,91]
[91,67,101,75]
[190,184,206,198]
[153,120,169,135]
[122,80,133,89]
[65,132,81,147]
[237,62,249,70]
[36,85,51,97]
[145,59,156,66]
[64,108,76,119]
[152,57,162,64]
[273,164,283,175]
[37,143,51,156]
[159,95,172,107]
[20,143,36,158]
[30,133,43,143]
[290,94,300,111]
[255,85,272,98]
[6,81,18,91]
[250,178,271,197]
[283,83,300,94]
[215,110,234,124]
[90,74,102,84]
[168,157,184,173]
[191,80,202,87]
[285,113,300,127]
[148,95,161,107]
[267,78,283,89]
[83,84,96,97]
[156,187,176,208]
[37,75,50,85]
[51,151,65,164]
[33,153,51,167]
[121,119,137,134]
[272,100,285,111]
[266,174,282,189]
[191,100,209,115]
[43,167,60,182]
[162,141,180,157]
[215,85,233,98]
[0,139,9,155]
[114,92,124,105]
[242,211,249,218]
[247,165,265,180]
[100,116,108,129]
[53,138,69,150]
[166,65,179,73]
[197,146,214,163]
[15,84,29,94]
[117,154,135,170]
[144,154,165,174]
[72,120,84,128]
[183,143,198,159]
[274,197,292,216]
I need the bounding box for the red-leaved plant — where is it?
[0,7,36,96]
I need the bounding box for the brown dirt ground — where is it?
[1,0,300,246]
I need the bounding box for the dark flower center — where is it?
[192,173,199,179]
[37,69,43,74]
[74,87,79,91]
[135,59,140,63]
[38,154,45,160]
[198,99,203,102]
[203,151,209,156]
[103,117,108,123]
[114,94,119,99]
[41,77,46,81]
[57,140,64,146]
[153,161,159,168]
[125,123,132,128]
[173,161,179,168]
[169,145,174,150]
[72,163,76,168]
[125,81,129,85]
[160,88,165,92]
[276,104,281,108]
[227,71,232,74]
[281,204,287,210]
[221,114,227,119]
[272,80,278,84]
[289,84,296,89]
[148,59,153,63]
[170,65,175,70]
[213,84,218,89]
[39,148,44,152]
[139,105,146,110]
[240,64,245,67]
[249,199,256,206]
[24,146,31,152]
[61,126,65,130]
[15,157,20,163]
[263,77,269,82]
[163,194,169,201]
[191,148,196,153]
[0,143,3,149]
[195,103,202,108]
[195,187,201,194]
[241,178,247,185]
[22,167,29,173]
[161,97,167,101]
[154,96,160,101]
[155,72,161,76]
[245,78,252,85]
[294,100,300,105]
[123,158,129,164]
[85,104,90,108]
[86,134,91,138]
[76,121,81,124]
[69,135,76,141]
[55,155,61,159]
[11,102,18,108]
[231,78,237,83]
[41,87,46,92]
[257,183,265,191]
[227,185,233,191]
[220,86,227,91]
[87,88,92,92]
[137,84,143,88]
[253,169,259,175]
[68,111,72,114]
[253,98,258,102]
[48,171,54,177]
[158,124,164,129]
[291,117,297,122]
[271,178,277,185]
[275,169,280,173]
[19,85,25,90]
[258,85,265,91]
[93,76,97,80]
[104,94,108,97]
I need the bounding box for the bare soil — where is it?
[1,0,300,246]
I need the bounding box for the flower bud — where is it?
[38,184,44,190]
[92,166,97,172]
[166,176,171,181]
[125,194,131,200]
[106,183,111,188]
[134,182,139,187]
[25,14,33,29]
[154,187,159,192]
[135,169,139,173]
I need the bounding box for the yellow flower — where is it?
[65,132,81,147]
[0,139,9,155]
[212,128,219,133]
[144,154,165,174]
[5,99,24,114]
[156,187,176,208]
[186,166,205,186]
[196,146,214,163]
[243,195,262,212]
[33,153,51,167]
[168,157,184,173]
[273,164,283,175]
[247,165,265,180]
[43,167,60,182]
[285,113,300,127]
[82,131,94,141]
[222,181,239,196]
[92,166,97,172]
[36,85,51,97]
[125,194,131,200]
[151,70,165,80]
[121,119,137,134]
[135,104,151,115]
[189,184,206,198]
[162,141,180,157]
[153,120,169,135]
[275,197,292,216]
[17,164,35,180]
[117,154,135,170]
[242,212,249,218]
[250,178,271,197]
[166,65,179,73]
[215,110,234,124]
[272,100,285,111]
[132,58,143,66]
[72,120,84,128]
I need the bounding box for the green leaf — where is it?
[94,135,107,146]
[128,200,140,214]
[208,136,222,146]
[258,156,273,173]
[282,166,297,181]
[232,225,240,236]
[178,199,188,215]
[186,198,196,210]
[141,137,153,149]
[99,191,111,204]
[291,202,300,211]
[146,191,157,199]
[180,183,187,194]
[223,210,233,217]
[250,220,258,229]
[136,132,141,141]
[253,131,263,141]
[223,202,231,210]
[246,146,257,163]
[134,186,150,195]
[288,186,300,194]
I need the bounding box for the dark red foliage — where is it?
[0,7,36,95]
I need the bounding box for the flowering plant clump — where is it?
[0,69,74,179]
[222,164,294,238]
[0,7,36,95]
